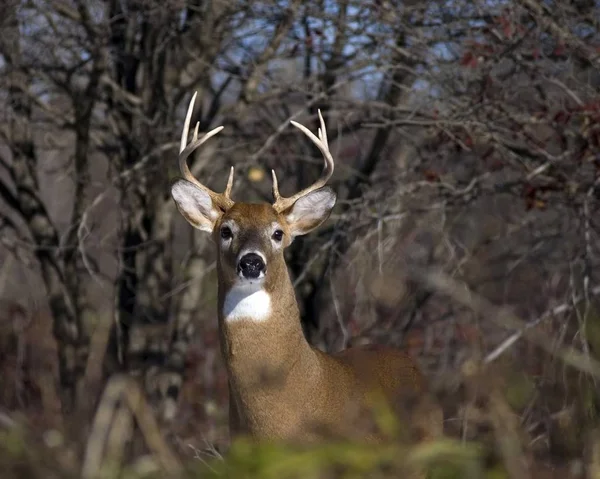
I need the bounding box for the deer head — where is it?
[171,93,336,296]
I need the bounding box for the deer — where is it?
[170,92,443,447]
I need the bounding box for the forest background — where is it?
[0,0,599,477]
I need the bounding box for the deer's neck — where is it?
[217,272,316,400]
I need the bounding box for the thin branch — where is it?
[409,266,600,377]
[77,141,179,284]
[0,177,21,213]
[241,0,302,103]
[485,283,600,363]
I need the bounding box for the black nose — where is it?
[237,253,266,279]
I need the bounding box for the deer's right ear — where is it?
[171,179,221,233]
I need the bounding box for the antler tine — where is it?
[178,92,234,210]
[179,91,197,154]
[272,109,335,213]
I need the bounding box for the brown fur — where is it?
[187,202,445,445]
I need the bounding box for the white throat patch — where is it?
[223,284,271,322]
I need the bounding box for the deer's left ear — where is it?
[284,187,336,237]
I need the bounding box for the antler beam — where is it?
[272,109,335,213]
[179,91,234,211]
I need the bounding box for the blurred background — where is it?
[0,0,599,477]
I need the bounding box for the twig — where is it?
[81,375,182,478]
[485,283,600,363]
[329,280,349,349]
[77,141,178,285]
[546,77,584,107]
[407,266,600,377]
[76,311,114,426]
[292,238,336,288]
[248,93,327,163]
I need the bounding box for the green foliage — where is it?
[188,436,483,479]
[0,427,26,457]
[583,306,600,360]
[579,378,600,424]
[0,426,74,479]
[503,370,535,412]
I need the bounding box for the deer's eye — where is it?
[220,226,233,240]
[272,229,284,242]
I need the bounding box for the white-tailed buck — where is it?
[171,92,443,445]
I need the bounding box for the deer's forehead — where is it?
[222,203,282,229]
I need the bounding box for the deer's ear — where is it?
[284,187,336,237]
[171,179,221,233]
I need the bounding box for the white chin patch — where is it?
[223,283,271,322]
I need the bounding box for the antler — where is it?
[271,109,335,213]
[179,91,234,210]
